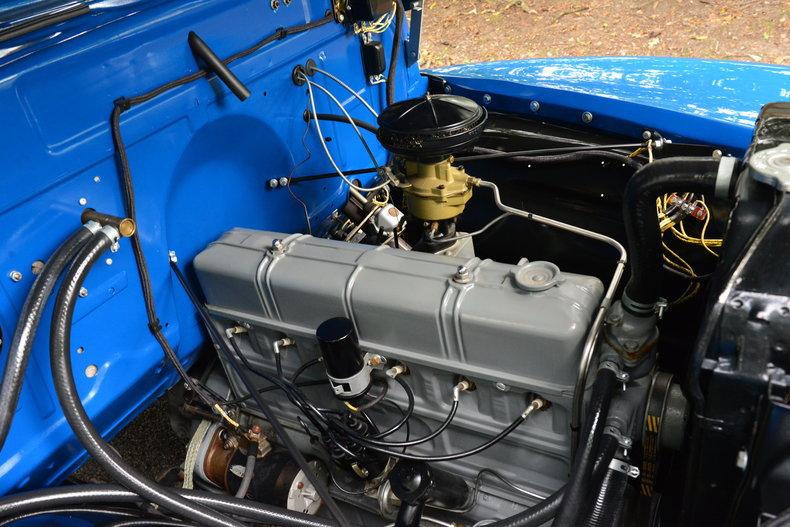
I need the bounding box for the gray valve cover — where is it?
[194,228,604,514]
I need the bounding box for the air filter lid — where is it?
[377,94,487,160]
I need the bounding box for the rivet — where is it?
[105,258,113,266]
[85,364,98,378]
[79,197,88,206]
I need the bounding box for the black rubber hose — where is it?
[583,465,629,527]
[48,229,244,527]
[0,484,338,527]
[485,434,619,527]
[622,157,722,312]
[386,0,404,106]
[553,368,617,527]
[473,146,644,171]
[0,224,95,452]
[306,112,378,134]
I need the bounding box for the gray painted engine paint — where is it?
[194,228,603,518]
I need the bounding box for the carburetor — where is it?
[376,94,486,243]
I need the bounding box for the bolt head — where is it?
[9,271,22,282]
[642,130,652,140]
[93,176,101,183]
[494,382,510,392]
[482,94,492,105]
[529,100,540,112]
[268,179,279,189]
[443,84,452,94]
[79,287,88,298]
[278,177,289,187]
[31,261,45,275]
[78,197,88,206]
[110,242,120,253]
[712,149,723,161]
[582,111,594,124]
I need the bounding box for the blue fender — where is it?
[430,57,790,155]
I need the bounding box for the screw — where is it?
[76,346,85,354]
[78,197,88,206]
[268,179,279,189]
[105,258,113,265]
[9,271,22,282]
[494,382,510,392]
[93,176,101,183]
[453,265,471,283]
[529,100,540,112]
[712,149,723,161]
[642,130,652,140]
[444,84,452,94]
[482,94,492,105]
[278,177,289,187]
[79,287,88,298]
[85,364,98,378]
[582,111,594,124]
[270,0,279,10]
[31,260,45,275]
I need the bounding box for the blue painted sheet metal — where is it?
[0,0,424,493]
[431,57,790,155]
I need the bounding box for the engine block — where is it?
[194,228,603,512]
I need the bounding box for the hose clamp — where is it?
[100,225,120,244]
[603,425,633,450]
[608,458,641,478]
[83,220,102,234]
[621,293,655,318]
[599,361,630,384]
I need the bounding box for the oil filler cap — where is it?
[513,261,563,292]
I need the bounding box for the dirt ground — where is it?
[419,0,789,68]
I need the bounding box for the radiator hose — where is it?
[553,367,618,527]
[48,226,244,527]
[583,462,630,527]
[622,157,730,315]
[0,223,97,452]
[483,434,619,527]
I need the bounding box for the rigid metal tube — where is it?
[475,180,627,452]
[0,485,338,527]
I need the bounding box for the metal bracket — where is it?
[608,458,641,479]
[404,0,423,66]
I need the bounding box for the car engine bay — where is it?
[0,1,789,526]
